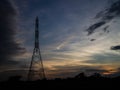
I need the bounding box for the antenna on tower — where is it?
[28,16,46,81]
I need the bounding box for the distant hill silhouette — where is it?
[0,72,120,89]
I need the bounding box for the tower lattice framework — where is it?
[28,17,45,80]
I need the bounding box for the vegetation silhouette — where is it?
[7,75,22,82]
[0,72,120,88]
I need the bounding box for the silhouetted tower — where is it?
[28,17,45,80]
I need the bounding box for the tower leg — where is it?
[28,48,45,81]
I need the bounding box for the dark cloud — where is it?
[110,45,120,50]
[85,69,108,74]
[86,0,120,35]
[103,25,109,32]
[0,0,25,65]
[90,39,96,41]
[86,21,106,35]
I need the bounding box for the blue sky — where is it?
[1,0,120,80]
[15,0,120,78]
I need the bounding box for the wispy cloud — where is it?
[0,0,25,66]
[86,0,120,35]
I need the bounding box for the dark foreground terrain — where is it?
[0,73,120,89]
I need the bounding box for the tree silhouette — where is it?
[75,72,86,78]
[8,75,22,82]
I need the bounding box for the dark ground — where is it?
[0,73,120,89]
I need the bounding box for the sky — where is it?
[1,0,120,81]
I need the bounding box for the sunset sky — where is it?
[1,0,120,81]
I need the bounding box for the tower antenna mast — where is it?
[28,17,46,80]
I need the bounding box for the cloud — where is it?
[0,0,25,65]
[86,0,120,35]
[86,53,120,64]
[103,25,109,32]
[85,69,108,74]
[106,68,120,77]
[86,21,106,35]
[45,63,111,78]
[90,39,96,41]
[111,45,120,50]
